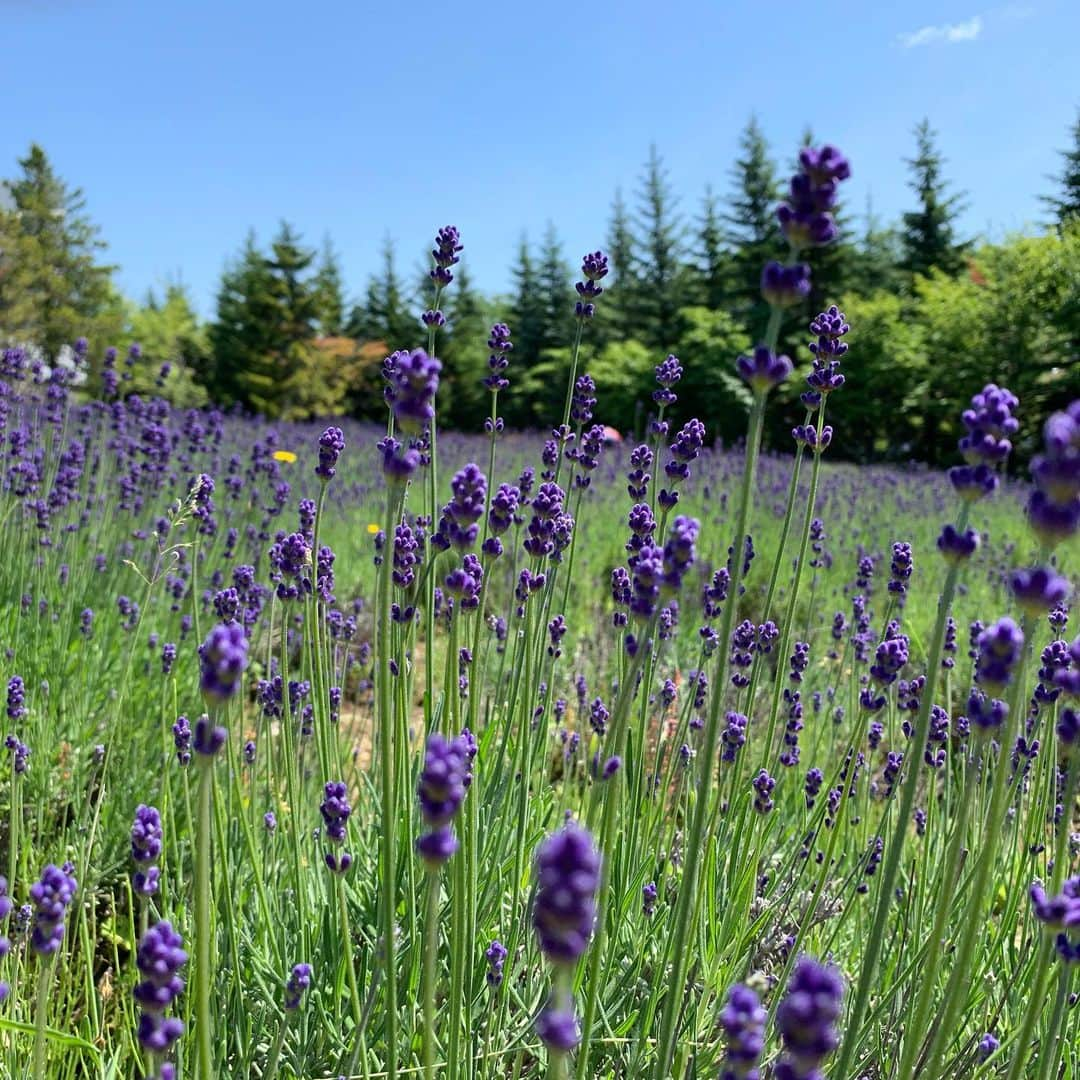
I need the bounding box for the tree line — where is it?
[2,115,1080,464]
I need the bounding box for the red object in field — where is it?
[603,425,623,445]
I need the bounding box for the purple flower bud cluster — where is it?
[315,426,345,482]
[752,769,776,814]
[134,920,186,1072]
[131,804,163,897]
[777,144,851,250]
[653,355,683,407]
[574,251,608,319]
[975,618,1025,694]
[387,349,442,434]
[570,374,597,425]
[1010,567,1070,617]
[416,733,473,866]
[627,444,652,500]
[320,780,353,874]
[761,261,811,309]
[430,225,463,287]
[483,322,512,393]
[433,463,487,552]
[936,524,979,564]
[1027,401,1080,545]
[774,956,844,1080]
[284,962,313,1010]
[199,622,248,707]
[737,346,793,395]
[533,823,601,965]
[29,862,77,955]
[718,982,766,1080]
[887,542,913,601]
[948,384,1020,501]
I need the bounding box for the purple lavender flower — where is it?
[430,225,463,287]
[1010,566,1071,617]
[536,1006,581,1052]
[761,261,812,309]
[752,769,776,814]
[284,962,313,1010]
[134,921,186,1068]
[570,374,597,425]
[574,251,608,319]
[777,145,851,250]
[131,804,163,897]
[975,618,1025,694]
[936,525,979,564]
[533,824,601,964]
[775,956,844,1079]
[320,780,353,874]
[483,323,512,392]
[736,346,793,394]
[315,426,345,482]
[29,863,77,955]
[485,940,508,988]
[199,622,248,705]
[6,676,25,720]
[416,733,472,866]
[717,983,766,1080]
[388,349,442,434]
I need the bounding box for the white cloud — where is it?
[898,15,983,48]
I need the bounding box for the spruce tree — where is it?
[694,185,729,311]
[440,260,489,426]
[537,223,573,356]
[3,143,117,357]
[900,119,969,278]
[509,235,546,369]
[1042,107,1080,226]
[634,145,685,351]
[209,223,320,416]
[312,236,347,336]
[591,187,639,346]
[722,116,780,336]
[346,239,416,348]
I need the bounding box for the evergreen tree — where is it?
[592,187,640,345]
[509,235,546,369]
[694,185,729,310]
[209,223,320,416]
[312,236,346,336]
[346,239,416,348]
[722,116,780,336]
[2,144,118,357]
[852,195,903,295]
[1043,107,1080,226]
[537,223,573,356]
[440,260,489,427]
[900,119,969,278]
[634,145,685,351]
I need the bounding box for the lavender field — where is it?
[1,150,1080,1080]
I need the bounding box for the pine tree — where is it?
[312,236,346,336]
[1043,108,1080,226]
[852,195,903,294]
[209,223,321,416]
[440,261,490,427]
[722,116,780,336]
[537,223,573,356]
[591,187,639,345]
[900,119,969,278]
[509,235,547,370]
[346,239,416,349]
[634,145,685,351]
[3,144,118,357]
[694,186,729,310]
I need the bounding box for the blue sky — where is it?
[3,0,1078,316]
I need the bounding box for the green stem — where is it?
[651,393,766,1079]
[194,754,215,1080]
[377,485,400,1080]
[423,869,440,1080]
[32,956,51,1080]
